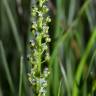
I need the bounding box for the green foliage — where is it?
[0,0,96,96]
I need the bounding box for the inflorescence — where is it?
[27,0,51,96]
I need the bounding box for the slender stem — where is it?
[19,56,23,96]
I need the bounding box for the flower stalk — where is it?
[27,0,51,96]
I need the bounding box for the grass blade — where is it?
[59,61,71,96]
[58,80,62,96]
[2,0,22,54]
[0,41,15,94]
[19,56,23,96]
[85,49,96,80]
[72,28,96,96]
[0,86,3,96]
[68,0,76,25]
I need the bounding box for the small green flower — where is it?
[42,5,49,13]
[46,37,51,42]
[32,7,38,16]
[46,16,51,23]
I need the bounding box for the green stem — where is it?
[19,56,23,96]
[37,35,42,73]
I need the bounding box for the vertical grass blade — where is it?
[19,56,23,96]
[0,41,15,94]
[2,0,22,54]
[68,0,76,25]
[55,0,63,37]
[72,28,96,96]
[50,50,59,96]
[58,80,62,96]
[0,86,3,96]
[60,61,71,96]
[85,50,96,80]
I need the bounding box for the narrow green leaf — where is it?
[68,0,76,25]
[2,0,22,54]
[19,56,23,96]
[73,28,96,96]
[59,61,71,96]
[0,41,15,94]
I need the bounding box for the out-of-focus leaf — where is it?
[0,41,15,94]
[2,0,23,54]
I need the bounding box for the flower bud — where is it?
[46,16,51,23]
[32,7,38,16]
[29,40,35,47]
[45,37,51,42]
[45,53,50,61]
[43,26,49,33]
[42,5,49,13]
[42,43,48,50]
[32,23,37,30]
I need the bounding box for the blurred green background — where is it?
[0,0,96,96]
